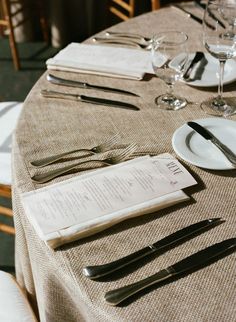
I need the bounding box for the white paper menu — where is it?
[21,154,197,248]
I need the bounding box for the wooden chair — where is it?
[0,101,23,235]
[109,0,160,21]
[0,0,49,70]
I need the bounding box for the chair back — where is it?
[0,102,22,235]
[0,270,38,322]
[109,0,160,21]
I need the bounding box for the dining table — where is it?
[12,3,236,322]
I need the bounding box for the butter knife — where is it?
[83,218,223,280]
[105,238,236,305]
[183,52,205,80]
[47,74,139,97]
[187,122,236,166]
[41,90,139,111]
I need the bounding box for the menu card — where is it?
[46,43,154,80]
[21,154,197,248]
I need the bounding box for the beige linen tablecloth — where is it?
[12,5,236,322]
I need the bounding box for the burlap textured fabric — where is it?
[12,5,236,322]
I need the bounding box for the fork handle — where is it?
[31,159,108,184]
[30,149,93,168]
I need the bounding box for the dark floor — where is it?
[0,36,59,271]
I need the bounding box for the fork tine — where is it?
[98,133,120,149]
[114,143,137,161]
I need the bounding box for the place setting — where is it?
[171,0,236,171]
[5,1,236,320]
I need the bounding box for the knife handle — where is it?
[104,268,172,306]
[82,246,156,279]
[41,90,79,101]
[211,138,236,166]
[47,74,86,88]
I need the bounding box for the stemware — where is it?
[201,0,236,116]
[219,0,236,40]
[151,31,189,111]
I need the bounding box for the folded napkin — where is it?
[46,43,154,80]
[21,154,196,248]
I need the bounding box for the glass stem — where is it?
[167,84,174,97]
[217,59,225,101]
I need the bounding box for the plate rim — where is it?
[181,53,236,88]
[172,117,236,170]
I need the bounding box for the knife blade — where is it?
[41,90,139,111]
[82,218,223,280]
[105,238,236,306]
[187,121,236,166]
[47,74,139,97]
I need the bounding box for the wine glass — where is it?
[151,31,189,111]
[219,0,236,40]
[201,0,236,116]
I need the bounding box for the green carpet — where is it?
[0,38,59,101]
[0,37,59,270]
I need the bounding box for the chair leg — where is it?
[0,205,15,235]
[0,222,15,235]
[2,0,20,70]
[151,0,160,10]
[0,205,12,217]
[35,0,49,43]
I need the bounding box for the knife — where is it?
[82,218,223,280]
[41,90,139,111]
[105,238,236,306]
[187,122,236,166]
[183,52,205,80]
[47,74,139,97]
[194,1,225,29]
[173,4,203,25]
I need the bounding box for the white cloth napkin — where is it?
[46,42,154,80]
[45,190,189,248]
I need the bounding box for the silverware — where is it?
[104,238,236,306]
[30,134,120,168]
[41,90,140,111]
[92,38,152,50]
[187,121,236,166]
[47,74,139,97]
[183,52,205,80]
[194,0,225,29]
[194,0,206,10]
[105,31,151,43]
[31,143,137,183]
[83,218,223,280]
[173,4,203,25]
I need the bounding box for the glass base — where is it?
[220,31,236,41]
[155,94,187,111]
[201,96,236,117]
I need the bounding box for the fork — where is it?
[30,134,120,168]
[92,38,152,50]
[105,31,151,43]
[31,143,137,184]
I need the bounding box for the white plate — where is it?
[172,118,236,170]
[180,53,236,87]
